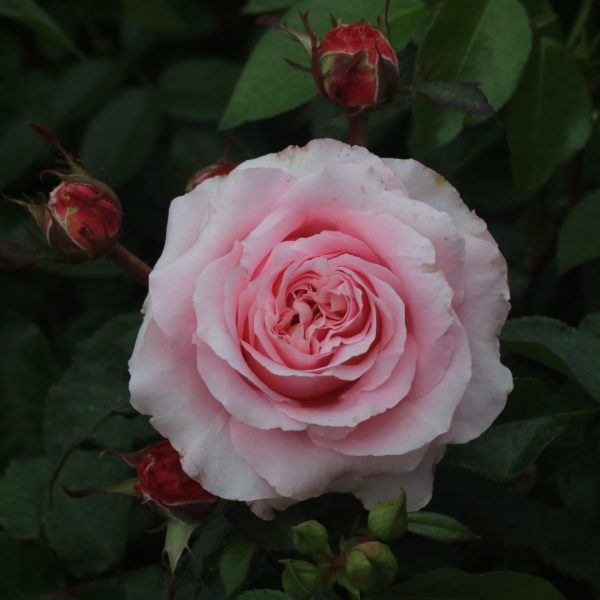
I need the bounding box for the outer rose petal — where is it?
[130,313,275,501]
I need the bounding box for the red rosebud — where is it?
[43,182,121,257]
[135,440,216,520]
[185,161,235,193]
[317,23,399,110]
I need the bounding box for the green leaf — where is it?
[191,503,231,575]
[122,567,171,600]
[501,317,600,401]
[237,591,292,600]
[557,190,600,274]
[121,0,186,31]
[507,37,593,198]
[242,0,297,14]
[375,568,566,599]
[44,314,142,458]
[437,471,600,589]
[158,59,240,124]
[220,0,426,130]
[0,116,48,187]
[44,450,134,577]
[580,312,600,339]
[410,81,496,118]
[443,378,581,480]
[165,519,199,573]
[406,512,478,543]
[53,58,126,126]
[0,456,49,539]
[0,30,22,71]
[413,0,531,153]
[0,537,62,599]
[219,536,256,596]
[81,88,162,187]
[0,312,58,468]
[0,0,81,55]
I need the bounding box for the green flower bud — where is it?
[280,559,321,600]
[344,541,398,593]
[344,548,372,582]
[367,489,408,541]
[292,520,329,555]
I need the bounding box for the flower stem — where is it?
[347,112,369,147]
[109,242,151,287]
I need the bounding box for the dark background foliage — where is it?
[1,0,600,598]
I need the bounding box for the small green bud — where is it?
[367,489,408,541]
[292,520,329,555]
[344,548,373,582]
[280,559,321,600]
[345,541,398,593]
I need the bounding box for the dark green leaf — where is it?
[580,312,600,339]
[507,37,593,198]
[376,568,565,599]
[158,59,240,124]
[0,30,22,71]
[0,456,49,539]
[221,0,426,129]
[44,314,142,457]
[0,537,62,599]
[410,81,495,118]
[219,537,256,596]
[191,503,231,575]
[81,88,162,187]
[123,567,171,600]
[0,0,80,55]
[502,317,600,401]
[557,189,600,274]
[237,591,292,600]
[406,512,479,543]
[436,469,600,589]
[54,58,126,126]
[0,117,48,187]
[44,450,134,576]
[0,312,58,468]
[242,0,297,14]
[122,0,186,31]
[413,0,531,153]
[444,378,576,480]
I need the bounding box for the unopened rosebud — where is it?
[292,520,329,555]
[135,440,217,522]
[280,559,321,600]
[185,160,235,193]
[344,541,397,593]
[43,181,121,259]
[317,23,399,110]
[367,489,408,541]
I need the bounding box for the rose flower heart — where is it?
[129,138,512,518]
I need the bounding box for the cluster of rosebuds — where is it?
[264,3,400,115]
[280,490,478,599]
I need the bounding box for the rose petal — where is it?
[129,315,276,501]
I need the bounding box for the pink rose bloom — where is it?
[129,139,512,518]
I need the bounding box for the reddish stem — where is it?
[109,243,151,287]
[348,112,369,147]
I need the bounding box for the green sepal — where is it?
[164,518,199,574]
[407,511,480,543]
